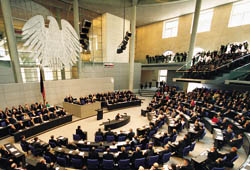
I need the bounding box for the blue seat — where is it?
[0,121,6,127]
[44,155,52,163]
[73,134,81,141]
[148,130,155,137]
[87,159,99,169]
[148,155,159,167]
[134,158,146,169]
[95,135,103,142]
[106,135,115,142]
[211,168,224,170]
[80,147,90,152]
[190,141,196,152]
[236,141,243,149]
[109,148,118,152]
[95,148,104,152]
[171,134,177,142]
[162,152,171,163]
[118,136,126,141]
[57,157,67,167]
[102,159,114,170]
[163,137,170,145]
[125,146,131,151]
[199,130,206,141]
[231,154,239,163]
[118,159,130,170]
[182,145,190,157]
[71,158,83,169]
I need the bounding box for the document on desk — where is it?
[9,148,17,152]
[79,152,84,156]
[58,136,64,140]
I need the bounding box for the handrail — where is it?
[176,60,192,72]
[177,52,250,73]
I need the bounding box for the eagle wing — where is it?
[60,19,81,68]
[22,15,46,61]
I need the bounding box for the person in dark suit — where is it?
[127,128,135,140]
[88,147,99,160]
[131,147,143,162]
[105,128,114,139]
[228,134,243,148]
[223,147,237,167]
[95,128,104,138]
[206,147,222,164]
[35,159,47,170]
[207,158,224,170]
[115,113,121,120]
[32,137,43,155]
[117,147,128,161]
[20,135,30,152]
[44,147,56,163]
[103,148,114,160]
[49,135,58,148]
[76,126,86,140]
[144,144,155,158]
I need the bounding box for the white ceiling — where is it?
[73,0,239,26]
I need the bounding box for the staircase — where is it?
[139,88,157,97]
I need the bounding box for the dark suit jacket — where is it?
[88,151,99,159]
[103,153,114,160]
[117,151,129,161]
[35,162,47,170]
[131,151,143,161]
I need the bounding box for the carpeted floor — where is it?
[13,96,247,169]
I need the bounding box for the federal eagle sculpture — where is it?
[22,15,81,70]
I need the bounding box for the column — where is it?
[129,0,137,91]
[187,0,202,62]
[73,0,81,78]
[1,0,22,83]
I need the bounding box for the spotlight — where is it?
[117,48,123,54]
[84,20,92,28]
[126,32,132,37]
[81,28,89,34]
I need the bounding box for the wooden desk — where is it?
[63,102,101,118]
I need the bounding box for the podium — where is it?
[97,109,103,120]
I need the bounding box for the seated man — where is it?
[88,147,99,160]
[103,148,114,160]
[228,134,243,148]
[127,128,135,140]
[9,125,17,135]
[223,147,238,167]
[144,144,155,159]
[95,128,104,138]
[76,126,86,140]
[49,135,58,148]
[117,146,128,161]
[20,135,30,152]
[115,113,121,120]
[205,147,222,164]
[35,159,47,170]
[207,158,224,170]
[131,147,144,162]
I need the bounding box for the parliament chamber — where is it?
[0,0,250,170]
